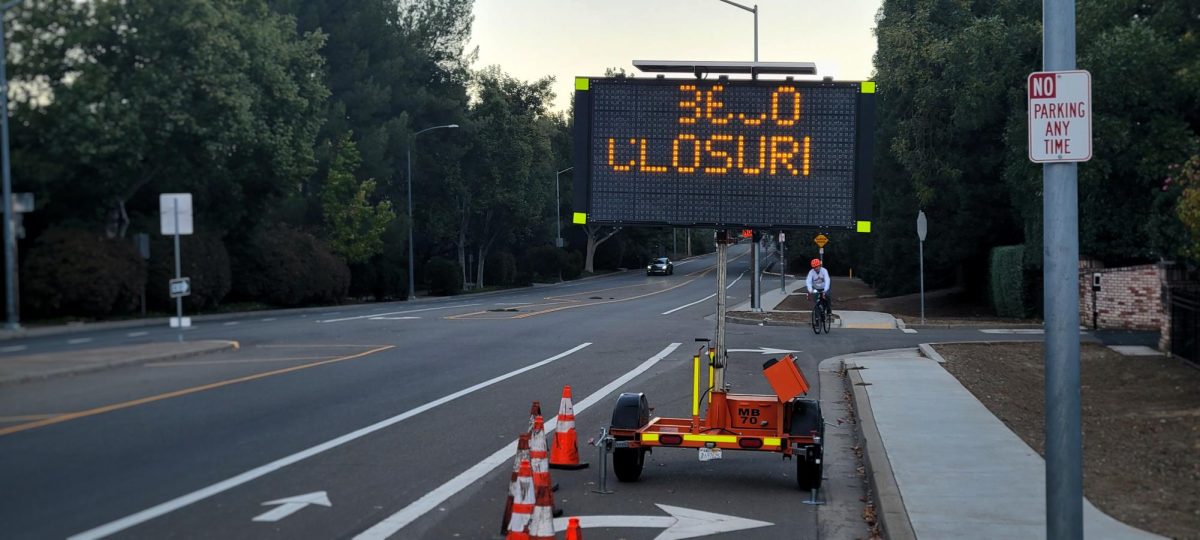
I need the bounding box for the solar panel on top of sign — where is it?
[587,78,859,228]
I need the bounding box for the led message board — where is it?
[572,77,875,230]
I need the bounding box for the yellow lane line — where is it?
[144,356,335,367]
[0,345,395,437]
[0,414,62,422]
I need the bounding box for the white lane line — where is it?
[368,317,420,320]
[354,342,683,540]
[317,304,482,323]
[261,318,277,322]
[68,338,93,345]
[67,342,592,540]
[494,302,532,306]
[661,271,746,315]
[223,322,239,326]
[126,332,149,338]
[902,328,919,334]
[980,329,1045,334]
[0,345,27,353]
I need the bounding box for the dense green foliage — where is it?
[21,230,144,318]
[988,245,1028,319]
[230,226,350,307]
[147,233,233,312]
[864,0,1200,305]
[424,257,462,295]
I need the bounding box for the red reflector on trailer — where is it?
[660,434,683,445]
[738,438,763,449]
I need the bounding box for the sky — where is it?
[468,0,884,113]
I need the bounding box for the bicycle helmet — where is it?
[810,258,821,269]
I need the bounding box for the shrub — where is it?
[21,229,145,318]
[564,251,584,280]
[485,251,517,286]
[147,232,231,312]
[424,256,462,295]
[988,245,1027,318]
[525,246,569,282]
[231,225,350,307]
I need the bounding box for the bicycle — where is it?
[810,291,832,334]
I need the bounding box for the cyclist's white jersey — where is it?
[806,267,831,294]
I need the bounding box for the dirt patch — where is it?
[776,277,1033,325]
[936,342,1200,539]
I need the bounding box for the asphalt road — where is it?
[0,244,1041,539]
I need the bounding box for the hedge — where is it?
[147,232,232,312]
[231,225,350,307]
[21,229,145,318]
[424,256,462,295]
[988,245,1027,318]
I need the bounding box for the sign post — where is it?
[917,210,927,324]
[813,234,828,264]
[1034,2,1088,538]
[160,194,193,331]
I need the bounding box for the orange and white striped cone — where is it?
[527,460,557,540]
[565,517,584,540]
[527,401,542,434]
[529,416,563,517]
[506,459,535,540]
[550,385,589,469]
[501,433,532,535]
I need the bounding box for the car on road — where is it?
[646,257,674,276]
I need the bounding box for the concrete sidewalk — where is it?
[729,278,899,329]
[829,348,1164,540]
[0,340,239,385]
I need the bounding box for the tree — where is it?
[321,134,396,264]
[1173,155,1200,262]
[10,0,328,237]
[584,225,621,273]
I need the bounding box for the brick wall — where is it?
[1078,264,1163,331]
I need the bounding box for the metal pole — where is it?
[406,143,416,301]
[173,200,183,338]
[1043,1,1082,538]
[751,234,760,311]
[780,233,785,292]
[0,6,17,330]
[919,240,925,324]
[752,4,758,62]
[555,171,561,245]
[714,234,728,391]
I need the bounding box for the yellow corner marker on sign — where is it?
[856,221,872,233]
[575,77,590,91]
[572,212,587,224]
[861,81,876,94]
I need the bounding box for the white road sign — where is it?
[169,277,191,298]
[1028,70,1092,163]
[159,193,194,235]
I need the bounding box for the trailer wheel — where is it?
[610,392,651,482]
[796,447,823,491]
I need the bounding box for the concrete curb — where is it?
[845,360,918,540]
[917,343,947,364]
[0,340,240,386]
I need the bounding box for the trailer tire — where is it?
[610,392,650,482]
[796,446,823,491]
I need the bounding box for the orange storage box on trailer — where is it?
[762,355,809,402]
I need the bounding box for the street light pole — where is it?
[406,124,459,302]
[717,0,758,61]
[0,0,23,330]
[555,167,572,248]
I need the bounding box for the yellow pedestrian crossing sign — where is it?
[814,234,829,248]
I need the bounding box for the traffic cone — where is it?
[565,517,583,540]
[527,401,542,434]
[506,459,535,540]
[527,460,557,540]
[529,416,563,517]
[501,433,532,535]
[550,385,589,470]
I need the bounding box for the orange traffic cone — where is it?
[529,416,563,517]
[501,433,532,535]
[565,517,584,540]
[527,401,542,434]
[550,385,589,469]
[506,459,535,540]
[527,460,557,540]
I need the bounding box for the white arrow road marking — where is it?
[252,491,331,523]
[317,304,481,323]
[551,504,773,540]
[353,343,683,540]
[727,347,800,355]
[67,343,591,540]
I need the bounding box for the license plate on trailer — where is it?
[698,447,722,461]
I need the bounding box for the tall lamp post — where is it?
[406,123,458,302]
[555,167,572,248]
[1,0,23,330]
[717,0,758,61]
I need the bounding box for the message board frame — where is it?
[572,76,875,231]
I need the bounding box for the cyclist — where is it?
[805,258,831,315]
